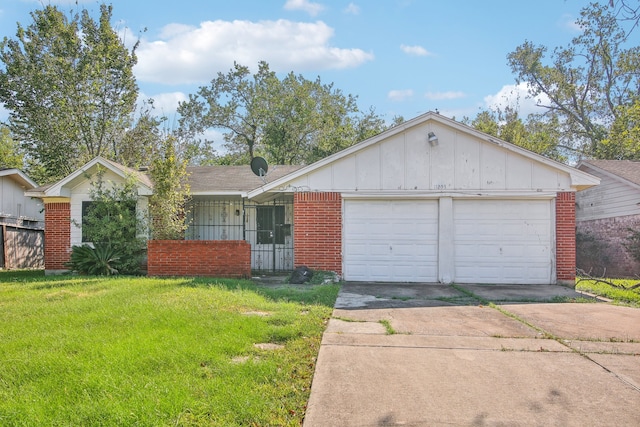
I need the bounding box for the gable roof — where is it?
[26,156,154,198]
[24,156,303,199]
[247,111,600,200]
[578,160,640,189]
[0,168,39,189]
[188,165,303,195]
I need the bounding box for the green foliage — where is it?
[0,274,339,425]
[464,107,567,162]
[178,61,387,165]
[595,100,640,159]
[77,167,146,274]
[0,124,24,170]
[506,2,640,158]
[148,136,191,240]
[66,244,122,275]
[0,4,139,182]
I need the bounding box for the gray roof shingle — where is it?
[581,160,640,187]
[186,165,303,193]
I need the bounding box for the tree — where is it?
[178,61,386,165]
[595,100,640,159]
[464,107,566,162]
[0,125,24,170]
[0,4,139,182]
[507,2,640,158]
[148,136,190,240]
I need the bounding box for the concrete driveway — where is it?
[303,283,640,426]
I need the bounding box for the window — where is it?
[256,205,286,245]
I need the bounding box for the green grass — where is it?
[576,277,640,307]
[0,270,340,426]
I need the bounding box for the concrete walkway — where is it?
[304,283,640,426]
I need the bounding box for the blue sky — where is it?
[0,0,592,148]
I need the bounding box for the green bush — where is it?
[66,244,124,275]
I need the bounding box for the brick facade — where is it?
[556,192,576,284]
[293,192,342,275]
[577,214,640,278]
[147,240,251,278]
[44,202,71,272]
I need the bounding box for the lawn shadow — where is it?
[179,276,341,308]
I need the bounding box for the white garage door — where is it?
[343,200,438,282]
[453,199,552,284]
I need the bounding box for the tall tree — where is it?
[148,135,190,240]
[465,108,566,162]
[507,2,640,158]
[178,61,386,165]
[0,4,139,182]
[0,125,24,170]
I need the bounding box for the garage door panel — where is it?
[453,199,552,284]
[344,200,438,282]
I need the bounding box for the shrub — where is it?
[73,167,147,274]
[66,244,123,275]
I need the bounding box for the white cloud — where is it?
[284,0,325,17]
[388,89,413,101]
[425,91,465,101]
[344,3,360,15]
[142,91,189,117]
[560,13,582,33]
[483,82,550,116]
[400,44,431,57]
[135,19,373,85]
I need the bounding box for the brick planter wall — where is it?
[147,240,251,278]
[44,202,71,273]
[556,192,576,284]
[293,192,342,275]
[577,214,640,278]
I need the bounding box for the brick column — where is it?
[44,202,71,273]
[293,192,342,275]
[556,192,576,286]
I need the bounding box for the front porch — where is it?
[185,196,294,273]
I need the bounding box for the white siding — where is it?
[286,121,573,193]
[0,176,44,221]
[576,170,640,221]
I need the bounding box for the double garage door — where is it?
[343,198,553,284]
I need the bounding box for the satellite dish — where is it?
[250,157,268,177]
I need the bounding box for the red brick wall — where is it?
[44,202,71,272]
[556,192,576,284]
[147,240,251,278]
[293,192,342,275]
[577,214,640,278]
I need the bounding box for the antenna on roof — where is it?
[250,157,269,183]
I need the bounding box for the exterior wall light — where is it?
[428,131,439,146]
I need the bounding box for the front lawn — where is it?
[576,277,640,307]
[0,271,339,426]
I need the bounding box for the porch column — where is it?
[44,201,71,274]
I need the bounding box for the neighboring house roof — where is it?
[578,160,640,190]
[247,111,600,200]
[0,168,39,190]
[188,165,303,195]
